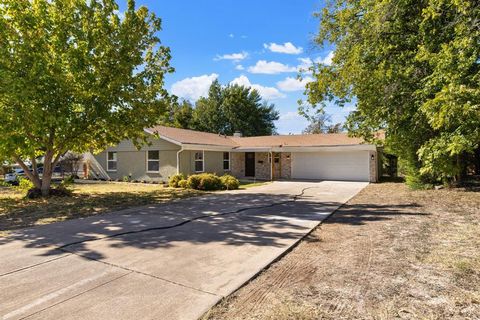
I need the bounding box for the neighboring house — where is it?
[91,126,382,183]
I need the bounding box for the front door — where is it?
[245,152,255,177]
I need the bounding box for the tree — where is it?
[0,0,173,195]
[303,112,343,134]
[162,99,194,129]
[192,81,279,136]
[305,0,480,185]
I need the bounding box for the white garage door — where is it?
[291,151,370,181]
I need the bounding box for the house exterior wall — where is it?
[230,152,245,178]
[92,135,377,182]
[231,152,272,180]
[94,137,180,182]
[231,152,291,181]
[369,150,378,182]
[255,152,271,180]
[179,150,229,176]
[280,152,292,179]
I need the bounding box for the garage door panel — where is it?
[292,151,369,181]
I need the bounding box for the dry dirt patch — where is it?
[204,182,480,320]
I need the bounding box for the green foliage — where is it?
[168,173,186,188]
[306,0,480,186]
[122,176,130,182]
[62,175,75,186]
[220,174,240,190]
[0,0,173,195]
[171,80,279,136]
[186,174,201,190]
[181,173,239,190]
[405,175,434,190]
[186,173,223,191]
[17,177,34,192]
[178,179,188,189]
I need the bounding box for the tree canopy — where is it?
[0,0,173,195]
[305,0,480,185]
[302,112,343,134]
[166,80,279,136]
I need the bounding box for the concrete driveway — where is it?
[0,181,367,320]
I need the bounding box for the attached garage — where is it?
[291,150,371,182]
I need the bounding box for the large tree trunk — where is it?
[40,149,55,196]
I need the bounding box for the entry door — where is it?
[245,152,255,177]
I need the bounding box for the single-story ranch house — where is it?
[90,126,382,183]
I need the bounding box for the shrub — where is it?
[169,173,186,188]
[17,177,34,192]
[187,173,223,190]
[186,174,201,189]
[178,179,188,188]
[220,174,240,190]
[122,175,130,182]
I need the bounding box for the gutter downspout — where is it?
[176,147,184,174]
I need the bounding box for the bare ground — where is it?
[203,182,480,320]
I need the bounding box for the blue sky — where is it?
[119,1,353,134]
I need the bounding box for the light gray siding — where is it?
[94,137,180,182]
[178,150,229,176]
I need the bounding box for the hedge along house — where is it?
[91,126,381,183]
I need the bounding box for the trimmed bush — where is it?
[187,173,222,190]
[169,173,186,188]
[178,179,188,188]
[220,174,240,190]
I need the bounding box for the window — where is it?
[107,152,117,172]
[195,151,204,172]
[147,150,160,172]
[223,152,230,171]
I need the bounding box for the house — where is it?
[91,126,382,182]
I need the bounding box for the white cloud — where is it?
[276,76,314,92]
[171,73,218,101]
[264,42,303,55]
[297,57,314,72]
[247,60,297,74]
[276,111,309,134]
[296,51,335,73]
[229,33,234,38]
[235,64,245,70]
[214,51,248,62]
[231,75,285,100]
[316,51,334,66]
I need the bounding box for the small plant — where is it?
[122,175,130,182]
[62,175,75,186]
[17,177,34,192]
[169,173,186,188]
[220,174,240,190]
[178,179,188,188]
